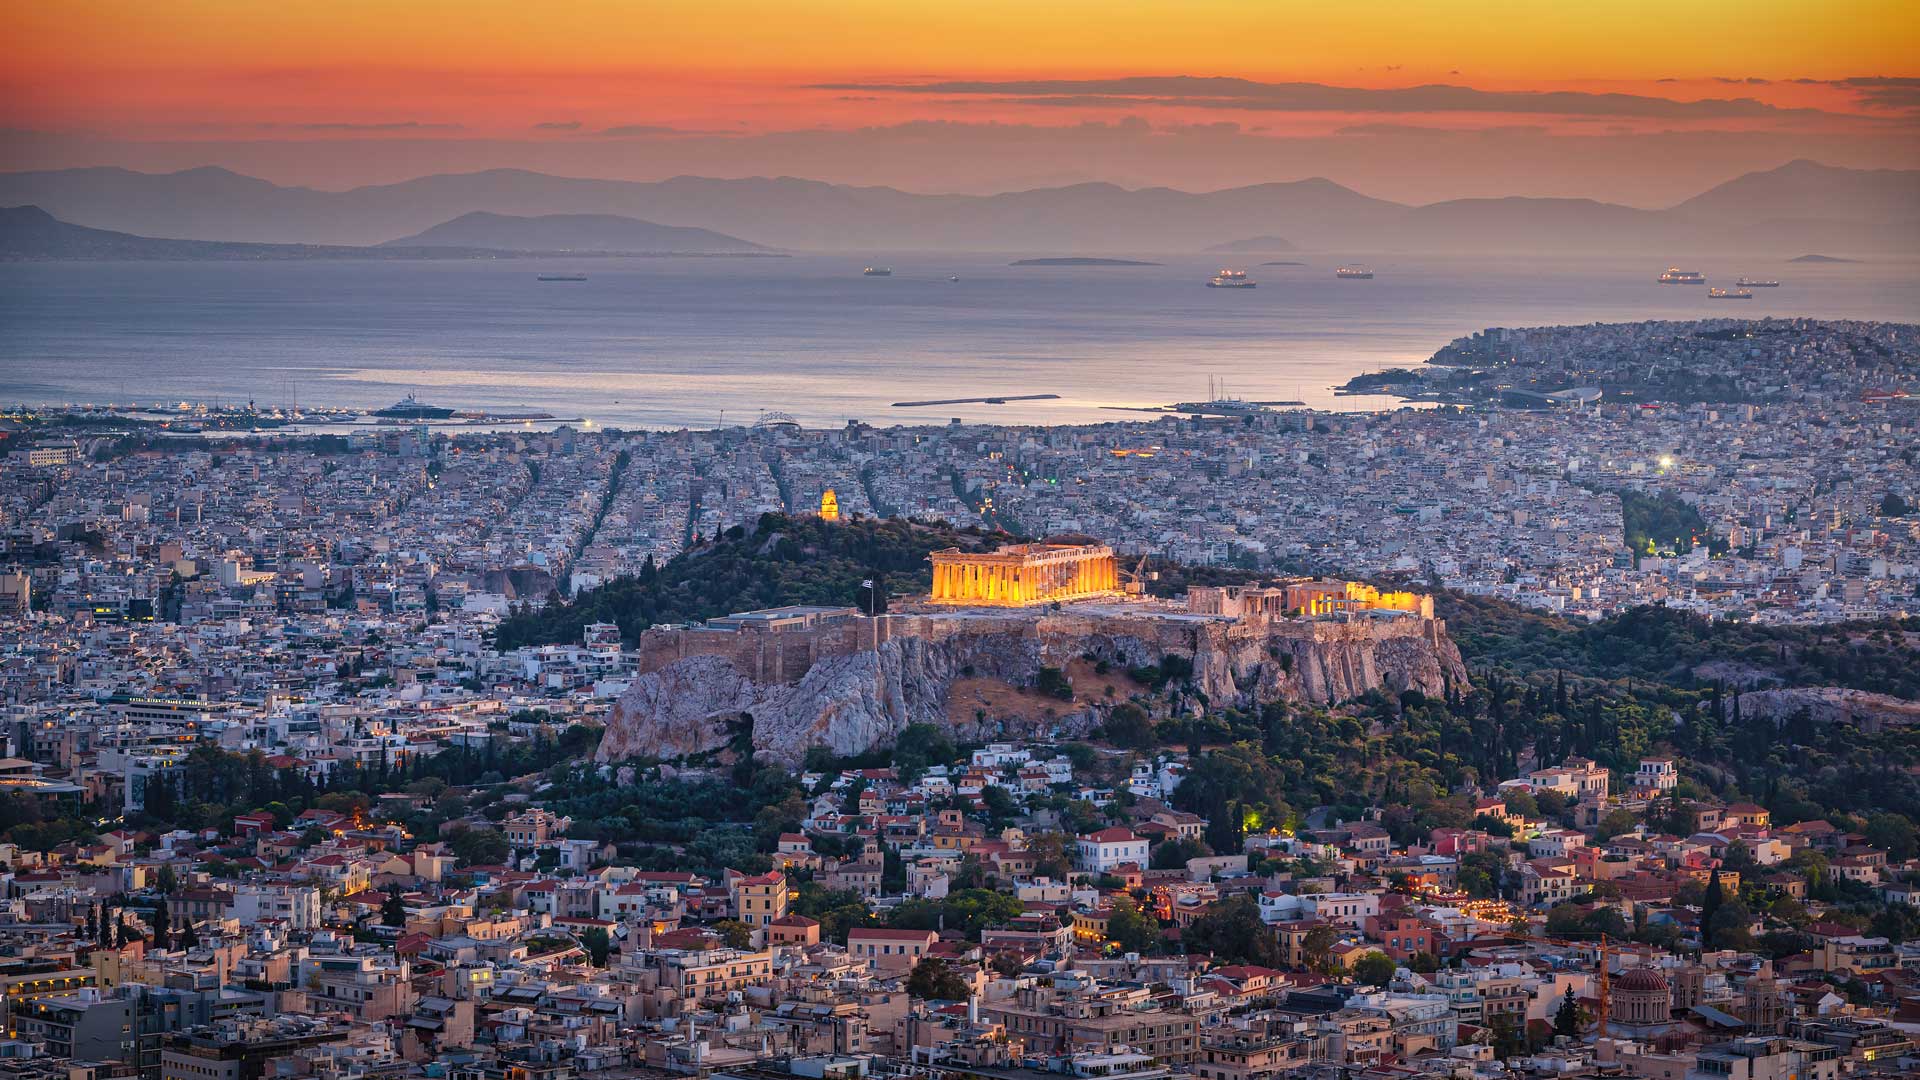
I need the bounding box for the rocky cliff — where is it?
[596,608,1468,766]
[1734,686,1920,733]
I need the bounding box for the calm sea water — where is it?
[2,254,1916,428]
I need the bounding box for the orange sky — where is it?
[6,0,1916,137]
[2,1,1915,201]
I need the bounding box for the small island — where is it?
[1261,260,1307,267]
[1789,253,1858,263]
[1010,257,1161,266]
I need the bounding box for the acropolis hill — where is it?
[596,544,1467,765]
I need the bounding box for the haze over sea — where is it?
[3,253,1916,429]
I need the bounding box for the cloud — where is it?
[289,121,464,132]
[1336,122,1550,137]
[809,75,1854,122]
[591,123,738,137]
[1832,76,1920,110]
[533,120,583,131]
[1161,120,1243,135]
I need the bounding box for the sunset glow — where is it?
[8,1,1917,138]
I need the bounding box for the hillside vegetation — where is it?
[1435,591,1920,697]
[493,513,1018,650]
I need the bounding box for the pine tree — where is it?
[1553,985,1583,1037]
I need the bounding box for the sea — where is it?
[2,253,1916,429]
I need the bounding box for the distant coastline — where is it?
[1790,254,1859,263]
[1010,257,1161,267]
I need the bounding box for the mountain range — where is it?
[0,159,1912,254]
[0,205,769,261]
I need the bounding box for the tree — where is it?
[1300,924,1341,974]
[1106,896,1159,955]
[1594,809,1639,843]
[714,920,754,950]
[1502,790,1539,820]
[905,957,971,1001]
[448,826,509,866]
[1027,832,1072,880]
[155,864,178,896]
[1149,837,1210,871]
[1554,985,1584,1038]
[981,785,1021,830]
[1700,868,1724,950]
[579,926,611,966]
[150,903,171,949]
[1352,950,1396,987]
[1864,813,1918,862]
[891,723,957,783]
[1487,1012,1525,1059]
[179,919,201,950]
[1102,702,1155,748]
[1184,895,1285,968]
[382,885,408,927]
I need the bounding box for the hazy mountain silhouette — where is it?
[0,204,343,259]
[0,204,752,261]
[0,159,1911,254]
[383,211,767,252]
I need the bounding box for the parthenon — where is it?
[928,543,1121,607]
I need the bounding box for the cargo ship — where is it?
[1735,278,1780,288]
[1335,265,1374,279]
[862,266,892,277]
[1206,268,1257,288]
[1658,267,1707,284]
[372,394,456,420]
[1707,287,1753,300]
[537,274,588,282]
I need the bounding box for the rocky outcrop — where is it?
[598,608,1469,766]
[1734,686,1920,733]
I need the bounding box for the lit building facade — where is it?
[929,543,1120,607]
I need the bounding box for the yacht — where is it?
[862,266,892,277]
[372,394,456,420]
[1658,267,1707,284]
[1335,265,1374,280]
[1707,287,1753,300]
[1206,269,1257,288]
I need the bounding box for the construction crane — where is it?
[1119,553,1156,595]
